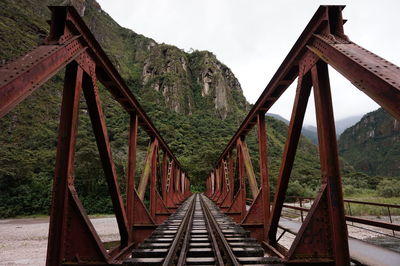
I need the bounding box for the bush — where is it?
[377,179,400,198]
[343,185,371,196]
[286,180,314,200]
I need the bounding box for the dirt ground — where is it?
[0,216,119,266]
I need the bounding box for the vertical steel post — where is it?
[150,139,158,220]
[237,139,247,221]
[211,172,215,195]
[162,153,168,201]
[181,172,185,194]
[312,60,350,265]
[126,114,138,241]
[257,112,270,241]
[240,140,259,199]
[215,167,221,200]
[82,72,129,245]
[267,72,312,243]
[47,62,83,266]
[137,141,156,200]
[228,152,234,205]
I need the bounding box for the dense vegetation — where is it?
[339,108,400,178]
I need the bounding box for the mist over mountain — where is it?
[336,114,364,136]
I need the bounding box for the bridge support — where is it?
[47,62,111,265]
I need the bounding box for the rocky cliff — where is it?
[140,46,247,118]
[339,108,400,177]
[71,0,248,118]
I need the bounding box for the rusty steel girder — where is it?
[0,6,191,266]
[205,5,400,265]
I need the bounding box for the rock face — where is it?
[141,45,193,113]
[191,52,244,119]
[55,0,249,118]
[339,108,400,177]
[140,45,247,118]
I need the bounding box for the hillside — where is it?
[336,114,364,136]
[0,0,321,217]
[339,108,400,177]
[267,114,318,144]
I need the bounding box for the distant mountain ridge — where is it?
[267,113,364,145]
[335,114,364,136]
[338,108,400,177]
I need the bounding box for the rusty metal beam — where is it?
[308,35,400,120]
[228,153,234,204]
[162,153,168,201]
[46,62,83,265]
[150,140,159,219]
[126,114,138,240]
[267,71,312,243]
[257,112,270,241]
[238,140,259,199]
[237,140,247,221]
[0,38,85,118]
[137,139,158,201]
[82,71,129,246]
[311,60,350,264]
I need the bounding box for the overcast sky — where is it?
[96,0,400,125]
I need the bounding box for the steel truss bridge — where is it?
[0,5,399,266]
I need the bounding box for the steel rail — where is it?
[162,195,196,266]
[200,194,240,266]
[176,195,197,265]
[200,196,225,265]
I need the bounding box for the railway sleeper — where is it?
[124,194,274,265]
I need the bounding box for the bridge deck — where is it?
[123,194,279,265]
[279,218,400,266]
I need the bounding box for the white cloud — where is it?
[96,0,400,125]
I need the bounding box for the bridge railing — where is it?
[205,5,400,265]
[282,196,400,237]
[0,6,190,265]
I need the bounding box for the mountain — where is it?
[267,113,289,124]
[338,108,400,177]
[0,0,321,217]
[335,114,364,136]
[267,112,366,144]
[267,113,319,144]
[301,125,318,145]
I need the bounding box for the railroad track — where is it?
[124,193,278,265]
